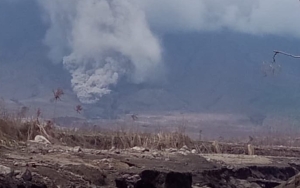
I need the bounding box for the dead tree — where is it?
[75,105,83,114]
[273,50,300,62]
[52,88,64,123]
[262,50,300,77]
[131,114,138,121]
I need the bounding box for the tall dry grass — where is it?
[2,101,300,157]
[0,103,193,150]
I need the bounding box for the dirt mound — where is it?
[0,174,47,188]
[276,172,300,188]
[198,165,299,188]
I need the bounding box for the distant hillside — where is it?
[1,1,300,120]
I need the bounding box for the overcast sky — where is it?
[138,0,300,37]
[2,0,300,105]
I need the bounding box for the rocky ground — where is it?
[0,136,300,188]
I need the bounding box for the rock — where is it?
[0,165,12,175]
[132,146,143,151]
[191,149,197,154]
[152,152,159,157]
[132,146,149,153]
[13,161,28,167]
[166,148,177,153]
[165,172,192,188]
[21,168,32,181]
[116,170,192,188]
[64,165,107,186]
[276,172,300,188]
[181,145,189,151]
[115,174,141,188]
[73,146,82,152]
[0,176,47,188]
[110,146,116,151]
[108,164,114,170]
[178,151,188,156]
[99,158,110,163]
[34,135,51,145]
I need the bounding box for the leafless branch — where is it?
[131,114,138,121]
[52,88,64,101]
[273,50,300,63]
[75,105,83,114]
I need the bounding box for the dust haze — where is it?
[1,0,300,132]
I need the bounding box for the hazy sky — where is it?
[140,0,300,37]
[2,0,300,105]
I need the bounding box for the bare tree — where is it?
[75,105,83,114]
[262,50,300,77]
[131,114,138,121]
[273,50,300,62]
[52,88,64,122]
[53,88,64,101]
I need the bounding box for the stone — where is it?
[116,170,193,188]
[132,146,149,153]
[21,168,32,181]
[0,175,47,188]
[73,146,82,152]
[178,151,188,156]
[191,149,197,154]
[165,171,192,188]
[181,145,189,151]
[110,146,116,151]
[277,172,300,188]
[166,148,177,153]
[0,165,12,175]
[99,158,110,163]
[34,135,51,145]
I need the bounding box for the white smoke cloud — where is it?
[38,0,162,104]
[140,0,300,37]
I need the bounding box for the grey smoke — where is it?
[38,0,162,104]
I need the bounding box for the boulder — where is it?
[34,135,51,145]
[73,146,82,152]
[276,172,300,188]
[0,165,11,176]
[132,146,149,153]
[21,169,32,181]
[165,172,192,188]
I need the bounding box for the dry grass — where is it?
[55,128,193,150]
[2,104,300,157]
[0,103,54,146]
[0,106,193,150]
[0,116,194,150]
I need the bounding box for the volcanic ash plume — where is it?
[38,0,162,104]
